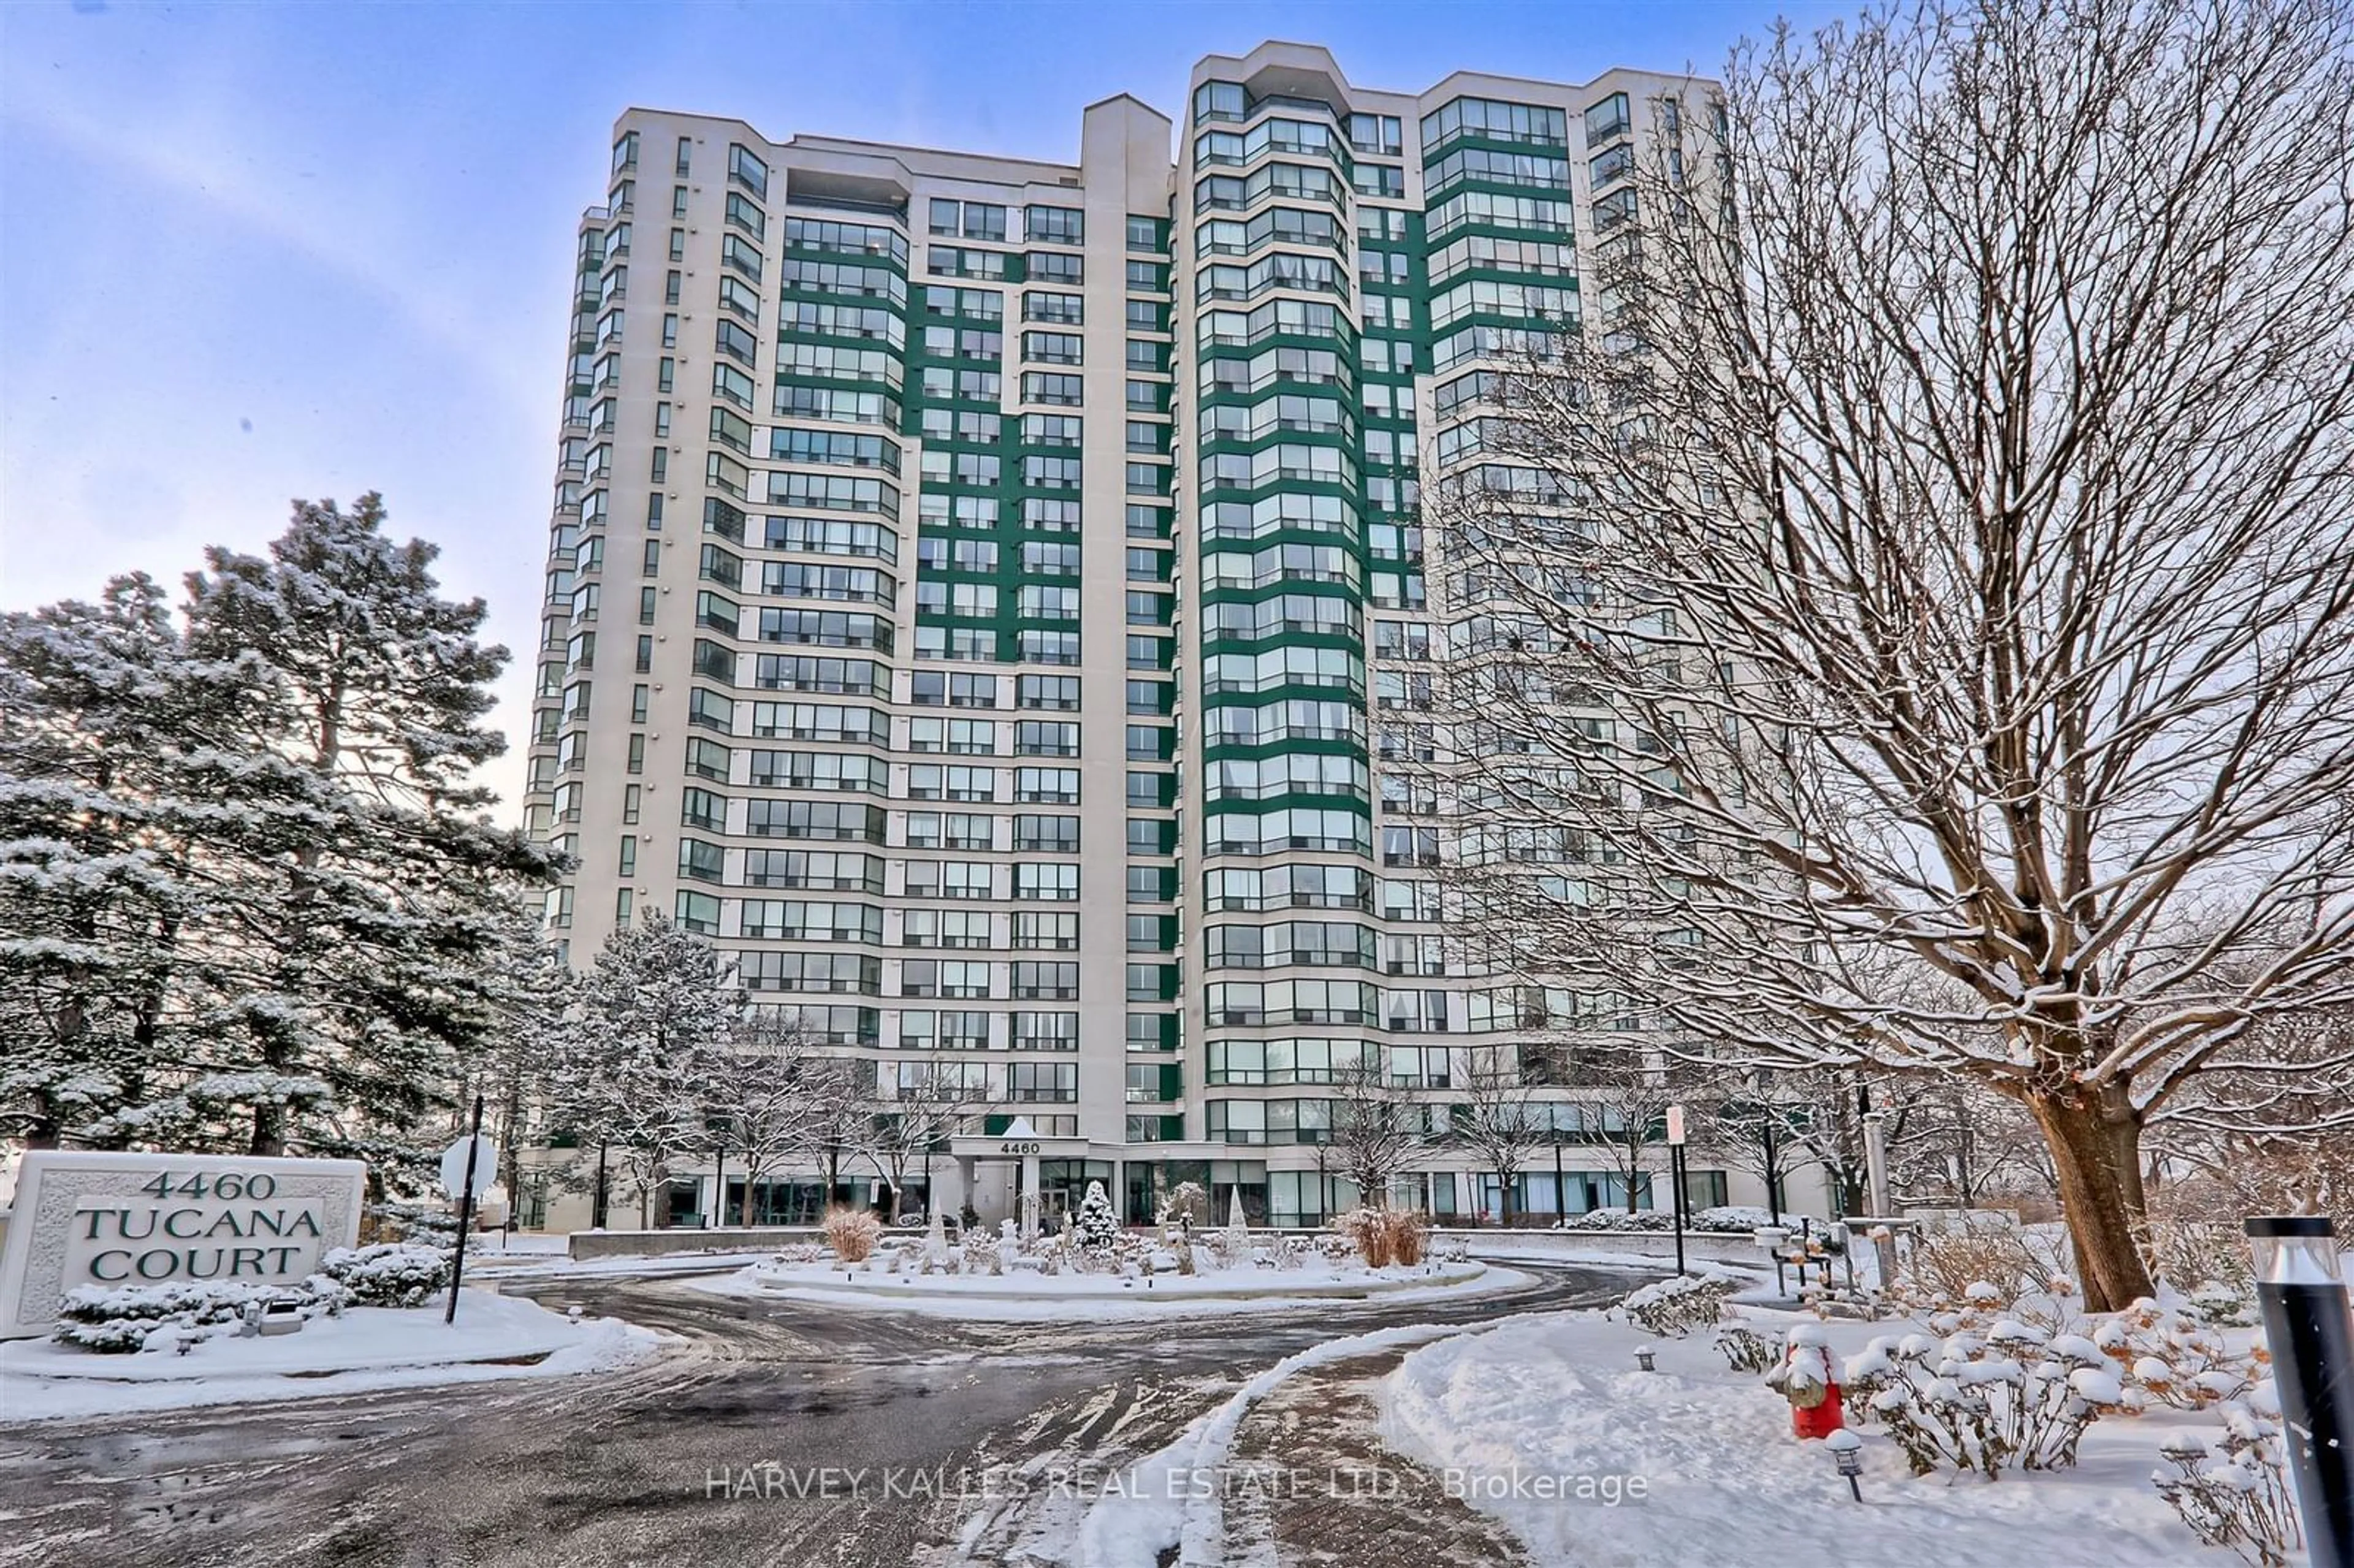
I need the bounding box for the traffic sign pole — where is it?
[445,1094,486,1325]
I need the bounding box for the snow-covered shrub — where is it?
[1072,1180,1120,1254]
[1691,1206,1780,1232]
[1555,1208,1673,1232]
[54,1281,292,1353]
[2145,1218,2257,1305]
[1155,1181,1208,1228]
[358,1200,459,1247]
[1338,1207,1396,1267]
[771,1242,825,1266]
[1839,1322,2126,1477]
[1388,1210,1430,1265]
[2186,1279,2258,1328]
[2092,1297,2257,1409]
[959,1230,999,1277]
[822,1206,882,1263]
[2152,1390,2303,1567]
[1618,1274,1735,1337]
[1715,1322,1786,1374]
[319,1243,451,1309]
[1907,1227,2065,1302]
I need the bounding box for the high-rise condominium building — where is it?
[524,40,1787,1232]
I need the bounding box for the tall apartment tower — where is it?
[525,42,1778,1231]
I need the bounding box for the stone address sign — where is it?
[0,1151,367,1338]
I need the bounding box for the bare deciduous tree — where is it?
[1330,1061,1430,1209]
[695,1013,827,1227]
[1580,1051,1677,1215]
[1453,1045,1554,1224]
[1436,0,2354,1307]
[792,1052,878,1210]
[869,1060,992,1223]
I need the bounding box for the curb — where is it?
[751,1262,1497,1305]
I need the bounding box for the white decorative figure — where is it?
[998,1218,1023,1274]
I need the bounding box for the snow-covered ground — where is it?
[692,1256,1532,1321]
[1377,1308,2216,1568]
[1,1290,668,1422]
[463,1244,776,1279]
[1063,1320,1477,1568]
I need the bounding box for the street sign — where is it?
[439,1133,498,1201]
[1666,1104,1688,1146]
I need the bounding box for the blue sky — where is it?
[1,0,1841,813]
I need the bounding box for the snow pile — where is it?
[5,1292,669,1422]
[1380,1310,2209,1567]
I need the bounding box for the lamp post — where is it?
[2245,1216,2353,1568]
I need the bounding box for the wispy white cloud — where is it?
[1,85,543,415]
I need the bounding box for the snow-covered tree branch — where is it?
[1432,0,2354,1308]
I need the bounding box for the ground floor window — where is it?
[1119,1160,1267,1225]
[1470,1170,1658,1221]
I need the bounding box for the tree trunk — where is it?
[251,1101,285,1159]
[2028,1090,2157,1312]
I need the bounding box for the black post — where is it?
[592,1140,610,1230]
[1761,1113,1783,1228]
[445,1094,486,1326]
[1670,1142,1688,1276]
[2247,1216,2353,1568]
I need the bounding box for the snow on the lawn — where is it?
[1377,1309,2212,1568]
[693,1257,1531,1321]
[0,1290,667,1423]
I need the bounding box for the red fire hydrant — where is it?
[1780,1325,1846,1439]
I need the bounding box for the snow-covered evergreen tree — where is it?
[460,904,579,1206]
[0,576,251,1147]
[181,495,557,1163]
[1072,1179,1119,1252]
[558,913,742,1226]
